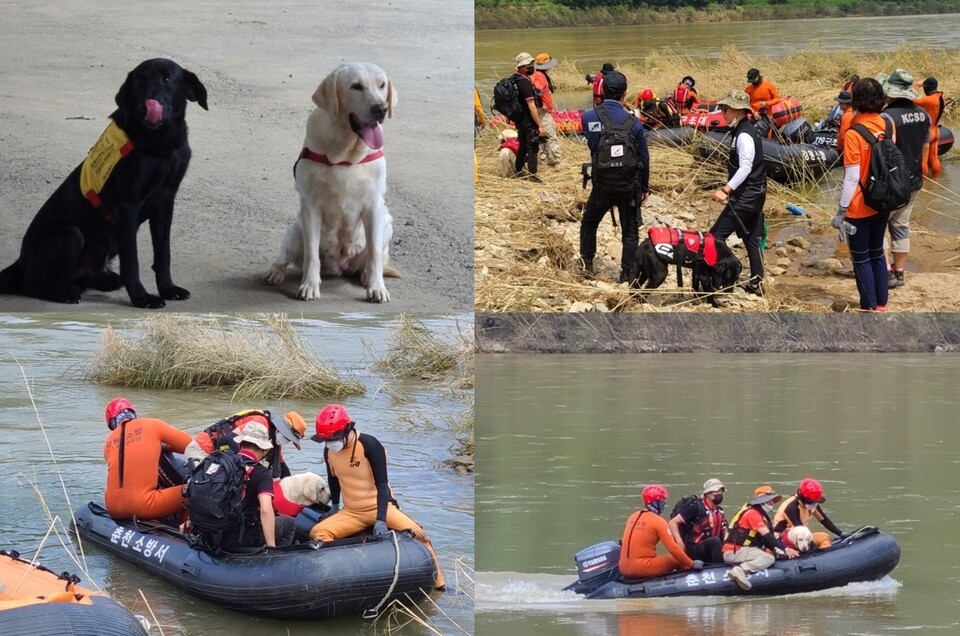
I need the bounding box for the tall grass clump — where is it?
[375,315,475,388]
[83,314,364,401]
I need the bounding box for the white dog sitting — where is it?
[265,62,399,302]
[498,128,519,178]
[278,472,331,507]
[783,525,815,553]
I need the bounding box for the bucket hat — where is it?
[718,89,751,111]
[235,422,273,450]
[834,90,852,104]
[535,53,557,70]
[750,484,782,506]
[515,52,534,68]
[702,478,726,495]
[882,69,919,99]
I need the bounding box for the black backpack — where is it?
[591,103,640,198]
[852,118,912,213]
[492,76,523,121]
[669,494,703,521]
[186,451,253,537]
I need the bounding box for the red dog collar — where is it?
[300,147,383,166]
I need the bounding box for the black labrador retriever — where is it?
[628,226,742,306]
[0,58,207,308]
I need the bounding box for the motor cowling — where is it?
[574,541,621,585]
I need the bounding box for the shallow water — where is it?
[0,313,474,636]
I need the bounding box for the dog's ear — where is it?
[115,70,135,112]
[385,77,397,119]
[312,68,341,116]
[182,69,209,111]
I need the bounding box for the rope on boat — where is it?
[362,530,401,619]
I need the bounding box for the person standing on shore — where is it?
[880,69,929,290]
[710,89,767,296]
[914,76,944,178]
[532,52,562,167]
[511,52,545,182]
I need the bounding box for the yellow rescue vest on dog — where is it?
[79,121,134,210]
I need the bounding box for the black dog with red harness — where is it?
[628,226,742,305]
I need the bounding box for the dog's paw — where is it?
[92,271,123,292]
[297,281,322,300]
[265,266,286,286]
[160,285,190,301]
[131,293,167,309]
[46,286,82,304]
[366,283,390,303]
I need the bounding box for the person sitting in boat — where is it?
[618,485,703,579]
[197,423,298,550]
[667,76,699,115]
[631,88,657,110]
[744,68,781,114]
[773,478,847,550]
[307,404,446,591]
[637,96,679,130]
[914,76,944,177]
[722,485,799,590]
[668,478,729,565]
[184,409,307,477]
[103,397,192,522]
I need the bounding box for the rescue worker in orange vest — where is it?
[744,68,781,113]
[618,485,703,579]
[669,76,699,114]
[307,404,446,591]
[773,478,847,550]
[637,96,679,130]
[102,397,192,521]
[914,76,944,177]
[668,478,729,564]
[722,485,799,590]
[834,90,854,149]
[632,88,657,110]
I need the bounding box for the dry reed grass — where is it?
[375,556,474,635]
[375,315,475,390]
[83,314,364,401]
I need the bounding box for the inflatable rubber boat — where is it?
[0,549,147,636]
[697,129,841,183]
[71,502,436,620]
[564,525,899,599]
[808,123,955,156]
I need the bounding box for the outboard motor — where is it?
[781,117,812,144]
[563,541,622,595]
[158,451,189,488]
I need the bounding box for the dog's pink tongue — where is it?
[144,99,163,125]
[360,122,384,150]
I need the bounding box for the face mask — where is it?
[761,503,774,516]
[805,502,818,512]
[326,440,345,453]
[711,494,724,505]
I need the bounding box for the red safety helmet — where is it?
[641,88,654,101]
[642,484,668,505]
[105,397,136,430]
[311,404,354,443]
[798,478,825,504]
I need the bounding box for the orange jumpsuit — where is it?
[308,430,445,589]
[914,91,944,177]
[618,509,694,579]
[103,417,191,520]
[745,80,781,112]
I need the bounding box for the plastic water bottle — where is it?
[841,221,857,235]
[785,204,807,216]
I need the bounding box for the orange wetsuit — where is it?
[619,509,694,579]
[914,91,944,177]
[103,417,191,520]
[745,80,781,112]
[308,430,445,589]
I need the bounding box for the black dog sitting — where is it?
[0,58,207,308]
[628,226,742,306]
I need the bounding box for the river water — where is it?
[0,313,474,636]
[475,353,960,634]
[476,14,960,236]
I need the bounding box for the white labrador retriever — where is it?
[279,472,331,507]
[785,525,814,552]
[266,62,398,302]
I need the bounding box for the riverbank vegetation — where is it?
[475,46,960,313]
[476,0,960,29]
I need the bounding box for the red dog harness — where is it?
[648,227,718,267]
[300,147,383,166]
[499,137,520,154]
